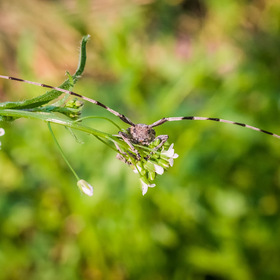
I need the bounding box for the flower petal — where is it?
[141,182,149,195]
[0,128,5,137]
[162,143,175,157]
[154,164,164,175]
[140,180,156,195]
[169,158,174,167]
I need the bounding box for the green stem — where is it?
[48,122,80,181]
[94,136,120,153]
[0,109,117,140]
[0,108,137,158]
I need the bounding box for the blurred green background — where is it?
[1,0,280,279]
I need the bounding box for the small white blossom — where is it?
[0,128,4,137]
[161,143,179,167]
[77,179,93,196]
[140,179,155,195]
[154,163,164,175]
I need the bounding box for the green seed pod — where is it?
[151,152,160,159]
[143,161,155,172]
[148,171,156,181]
[158,158,170,168]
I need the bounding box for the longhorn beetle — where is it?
[1,74,280,194]
[1,74,280,144]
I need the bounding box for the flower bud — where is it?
[77,179,93,196]
[148,171,156,181]
[66,99,84,109]
[157,158,170,168]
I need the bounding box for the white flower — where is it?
[140,179,155,195]
[161,143,179,167]
[77,179,93,196]
[0,128,4,137]
[154,163,164,175]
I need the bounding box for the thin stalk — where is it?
[94,136,120,153]
[48,122,80,181]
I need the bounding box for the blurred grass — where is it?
[1,0,280,279]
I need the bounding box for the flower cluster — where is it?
[64,98,84,119]
[0,128,5,150]
[134,142,178,195]
[118,139,179,195]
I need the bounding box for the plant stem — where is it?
[48,122,80,181]
[0,109,115,139]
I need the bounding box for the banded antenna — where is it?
[1,74,280,142]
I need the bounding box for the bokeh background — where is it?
[0,0,280,279]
